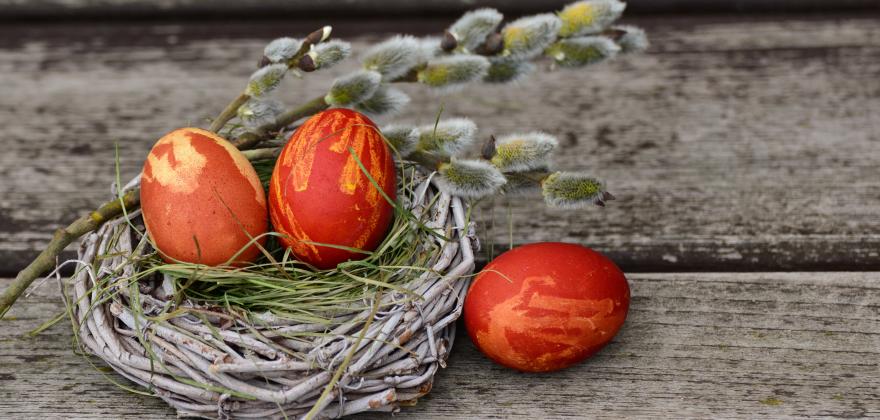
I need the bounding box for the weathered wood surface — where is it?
[2,15,879,274]
[2,272,878,418]
[2,12,879,420]
[2,0,878,20]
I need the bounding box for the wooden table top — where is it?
[0,12,878,419]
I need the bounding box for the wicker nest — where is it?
[69,171,477,419]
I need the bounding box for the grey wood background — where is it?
[1,15,879,273]
[0,8,879,420]
[1,0,878,19]
[3,273,878,418]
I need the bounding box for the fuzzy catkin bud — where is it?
[613,25,649,53]
[246,64,287,97]
[417,55,490,91]
[558,0,626,37]
[501,14,563,59]
[541,172,607,208]
[484,56,534,83]
[263,37,301,64]
[324,70,382,107]
[381,124,419,156]
[490,132,559,172]
[312,40,352,69]
[437,159,507,199]
[362,35,422,80]
[500,171,544,195]
[237,98,284,129]
[418,37,443,63]
[417,118,477,155]
[448,8,504,52]
[356,85,410,118]
[545,36,620,67]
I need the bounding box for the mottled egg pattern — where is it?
[269,109,396,269]
[141,127,268,266]
[464,242,630,372]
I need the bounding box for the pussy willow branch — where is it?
[408,151,446,171]
[232,95,330,149]
[209,26,328,134]
[228,27,487,149]
[240,146,282,161]
[513,169,553,184]
[3,66,338,317]
[0,190,140,318]
[208,93,250,133]
[0,142,281,317]
[231,69,425,150]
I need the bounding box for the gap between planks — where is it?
[1,272,877,419]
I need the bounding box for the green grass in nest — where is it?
[133,160,448,324]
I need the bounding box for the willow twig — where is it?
[229,52,471,151]
[0,189,139,318]
[230,71,428,151]
[232,95,330,150]
[208,93,250,133]
[66,174,472,417]
[209,26,330,135]
[0,145,282,317]
[241,147,281,161]
[304,290,381,420]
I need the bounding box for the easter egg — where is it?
[269,109,396,269]
[464,242,630,372]
[141,127,268,266]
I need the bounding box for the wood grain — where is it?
[2,272,878,418]
[1,16,879,274]
[1,0,878,20]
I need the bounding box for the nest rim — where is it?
[66,170,477,419]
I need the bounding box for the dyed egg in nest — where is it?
[464,242,630,372]
[141,128,268,266]
[269,109,396,269]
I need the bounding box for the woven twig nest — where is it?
[69,169,477,419]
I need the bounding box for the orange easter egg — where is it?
[141,127,268,266]
[269,109,396,269]
[464,242,630,372]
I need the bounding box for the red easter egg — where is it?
[269,109,396,269]
[464,242,630,372]
[141,128,268,266]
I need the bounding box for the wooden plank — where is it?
[2,273,878,418]
[1,16,879,274]
[1,0,878,20]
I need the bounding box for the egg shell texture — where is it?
[269,109,396,269]
[141,127,268,266]
[464,242,630,372]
